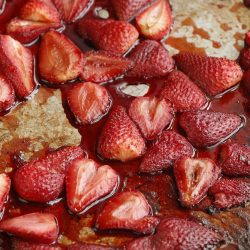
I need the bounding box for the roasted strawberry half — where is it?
[174,156,221,207]
[174,52,243,96]
[0,174,11,211]
[140,131,194,173]
[0,0,3,10]
[0,213,59,244]
[96,191,159,234]
[243,70,250,93]
[239,48,250,70]
[245,30,250,47]
[244,0,250,7]
[129,97,174,140]
[0,76,15,112]
[68,242,114,250]
[67,82,112,125]
[98,105,146,162]
[127,40,174,78]
[13,146,84,202]
[160,70,207,112]
[180,110,243,148]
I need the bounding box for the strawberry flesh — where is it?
[68,242,115,250]
[239,48,250,70]
[0,76,15,112]
[0,173,11,211]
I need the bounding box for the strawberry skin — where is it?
[160,70,207,112]
[98,105,146,162]
[68,242,114,250]
[0,174,11,211]
[245,31,250,47]
[140,131,194,173]
[0,213,59,244]
[0,76,15,112]
[180,110,243,148]
[239,48,250,71]
[243,70,250,93]
[174,52,243,96]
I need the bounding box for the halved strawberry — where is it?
[0,0,3,10]
[0,213,59,244]
[0,174,11,211]
[174,156,221,207]
[0,35,35,98]
[13,146,84,202]
[0,76,15,112]
[127,40,174,78]
[174,52,243,96]
[160,70,207,112]
[39,30,83,84]
[140,131,194,173]
[129,97,174,140]
[243,69,250,93]
[136,0,173,40]
[81,51,134,83]
[239,48,250,70]
[245,31,250,47]
[98,105,146,162]
[96,191,159,234]
[180,110,243,148]
[67,82,112,125]
[68,242,114,250]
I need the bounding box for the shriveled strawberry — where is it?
[239,48,250,70]
[129,97,174,140]
[0,76,15,112]
[0,213,59,244]
[0,174,11,211]
[68,242,114,250]
[0,35,35,98]
[243,69,250,92]
[140,131,194,173]
[39,30,83,84]
[13,146,84,202]
[96,191,159,234]
[127,40,174,78]
[67,82,112,125]
[210,178,250,209]
[245,31,250,47]
[174,156,221,207]
[180,110,243,148]
[98,105,146,162]
[136,0,173,40]
[160,70,207,112]
[66,158,119,213]
[174,52,243,96]
[77,19,139,54]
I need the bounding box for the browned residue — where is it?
[212,41,221,49]
[35,87,55,104]
[220,23,231,31]
[233,32,245,51]
[230,2,244,12]
[1,115,19,130]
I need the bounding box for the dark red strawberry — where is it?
[136,0,173,40]
[96,191,159,234]
[39,30,83,84]
[245,31,250,47]
[244,0,250,7]
[160,70,207,112]
[239,48,250,70]
[0,76,15,112]
[68,242,114,250]
[0,35,35,98]
[174,52,243,96]
[13,146,84,202]
[0,213,59,244]
[140,131,194,173]
[81,51,133,83]
[0,0,3,9]
[129,97,174,140]
[98,105,146,162]
[210,178,250,209]
[67,82,112,125]
[243,69,250,92]
[174,156,221,207]
[127,40,174,78]
[179,110,243,148]
[0,174,11,211]
[66,158,119,213]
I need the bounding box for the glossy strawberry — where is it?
[66,158,119,213]
[0,174,11,211]
[243,69,250,92]
[0,76,15,112]
[67,82,112,125]
[239,48,250,70]
[174,52,243,96]
[0,213,59,244]
[68,242,114,250]
[96,191,159,234]
[0,0,3,9]
[245,30,250,47]
[180,110,242,147]
[12,239,61,250]
[160,70,207,112]
[127,40,174,78]
[140,131,194,173]
[98,105,146,162]
[129,97,174,140]
[13,146,84,202]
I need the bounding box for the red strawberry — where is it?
[13,146,84,202]
[68,242,114,250]
[160,70,207,112]
[98,105,146,162]
[174,156,221,207]
[0,76,15,112]
[239,48,250,70]
[243,69,250,92]
[96,191,160,234]
[210,178,250,209]
[179,110,243,148]
[77,19,139,54]
[39,30,83,84]
[245,31,250,47]
[127,40,174,78]
[0,174,11,211]
[67,82,112,125]
[0,0,3,9]
[129,97,174,140]
[0,35,35,98]
[0,213,59,244]
[140,131,194,173]
[136,0,173,40]
[244,0,250,7]
[66,158,119,213]
[174,52,243,96]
